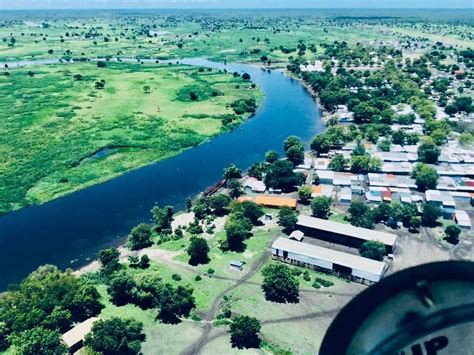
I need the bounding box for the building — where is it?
[453,210,472,229]
[425,190,456,219]
[237,195,298,209]
[243,176,266,193]
[296,215,398,253]
[62,317,99,353]
[311,184,333,198]
[289,230,304,242]
[271,237,387,284]
[230,260,244,271]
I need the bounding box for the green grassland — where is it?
[0,62,263,214]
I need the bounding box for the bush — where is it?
[315,277,334,287]
[194,275,202,281]
[172,274,182,282]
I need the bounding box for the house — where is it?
[311,184,333,198]
[243,176,266,193]
[230,260,244,271]
[237,195,297,209]
[289,230,304,242]
[62,317,99,353]
[425,190,456,219]
[271,237,387,284]
[296,215,398,253]
[453,210,471,229]
[339,187,352,203]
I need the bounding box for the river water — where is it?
[0,58,323,290]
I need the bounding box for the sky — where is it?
[1,0,473,9]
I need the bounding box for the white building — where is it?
[272,237,388,284]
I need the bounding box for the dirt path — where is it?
[182,240,274,355]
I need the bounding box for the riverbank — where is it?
[0,58,323,290]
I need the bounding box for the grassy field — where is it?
[0,62,262,214]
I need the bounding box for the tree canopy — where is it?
[261,264,299,303]
[229,316,261,349]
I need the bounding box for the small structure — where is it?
[62,317,99,353]
[296,215,398,253]
[339,187,352,203]
[272,237,387,284]
[311,184,333,198]
[453,210,472,229]
[425,190,456,219]
[289,230,304,242]
[230,260,244,271]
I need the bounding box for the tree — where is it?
[127,224,152,251]
[328,154,347,172]
[108,273,136,306]
[157,284,195,323]
[261,264,299,303]
[311,134,331,156]
[445,225,461,245]
[187,237,210,266]
[286,144,304,166]
[225,216,251,252]
[411,163,439,192]
[232,201,264,224]
[98,248,121,273]
[227,178,243,198]
[373,203,393,223]
[278,207,299,232]
[359,241,385,261]
[265,150,279,163]
[151,205,173,233]
[311,196,332,219]
[422,204,442,227]
[11,327,67,355]
[350,155,370,173]
[378,139,391,152]
[298,186,312,204]
[409,216,422,232]
[85,318,145,355]
[143,85,151,94]
[348,201,374,229]
[283,136,301,152]
[242,73,251,81]
[264,160,300,192]
[185,197,193,211]
[223,164,241,180]
[139,255,150,269]
[229,316,261,349]
[418,137,441,164]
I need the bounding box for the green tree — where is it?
[98,248,121,273]
[232,201,264,224]
[350,155,371,173]
[261,264,299,303]
[359,241,385,261]
[286,144,304,166]
[157,284,195,323]
[11,327,67,355]
[225,216,252,252]
[418,137,441,164]
[127,223,152,251]
[265,150,279,163]
[348,201,374,229]
[139,255,150,269]
[151,205,173,233]
[264,160,301,192]
[278,207,299,233]
[377,139,391,152]
[229,316,261,349]
[311,134,331,156]
[223,164,242,180]
[85,318,145,355]
[421,204,442,227]
[411,163,439,192]
[227,178,243,198]
[311,196,332,219]
[298,186,312,204]
[328,154,347,172]
[409,216,422,232]
[187,237,210,266]
[445,225,461,245]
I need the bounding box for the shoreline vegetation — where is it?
[0,60,264,215]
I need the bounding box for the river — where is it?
[0,58,323,290]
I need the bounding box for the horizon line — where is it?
[1,7,473,10]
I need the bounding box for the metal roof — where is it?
[297,215,398,247]
[272,237,386,276]
[61,317,99,348]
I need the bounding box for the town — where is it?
[0,6,472,355]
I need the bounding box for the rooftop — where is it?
[296,215,398,247]
[272,237,386,276]
[62,317,99,348]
